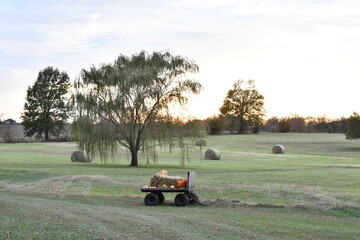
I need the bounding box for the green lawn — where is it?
[1,133,360,239]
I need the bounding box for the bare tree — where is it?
[287,114,306,133]
[0,123,22,143]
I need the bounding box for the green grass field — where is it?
[1,133,360,239]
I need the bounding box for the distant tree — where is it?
[251,121,262,133]
[264,117,280,133]
[21,67,70,141]
[288,114,306,133]
[206,115,225,135]
[333,117,348,133]
[0,124,15,143]
[278,118,290,133]
[313,115,329,133]
[263,115,348,134]
[0,121,22,143]
[224,115,240,133]
[184,119,206,138]
[305,117,316,133]
[345,112,360,140]
[71,51,202,167]
[220,79,265,134]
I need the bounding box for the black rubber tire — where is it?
[157,192,165,204]
[145,193,159,206]
[175,193,189,207]
[189,192,199,204]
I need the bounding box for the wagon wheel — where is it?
[157,192,165,204]
[175,193,189,207]
[189,192,199,204]
[145,193,159,206]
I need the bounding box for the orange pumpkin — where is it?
[159,170,168,175]
[177,178,188,188]
[177,180,185,188]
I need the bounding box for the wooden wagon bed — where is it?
[140,172,199,206]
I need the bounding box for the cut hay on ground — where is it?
[150,174,184,188]
[0,175,119,195]
[205,149,221,160]
[272,144,285,154]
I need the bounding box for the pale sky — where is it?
[1,0,360,122]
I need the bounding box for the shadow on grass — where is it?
[338,147,360,152]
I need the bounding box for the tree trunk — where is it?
[238,117,245,134]
[129,148,139,166]
[44,130,50,142]
[238,126,245,134]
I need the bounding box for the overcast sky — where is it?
[1,0,360,122]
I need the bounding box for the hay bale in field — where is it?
[205,149,221,160]
[272,144,285,154]
[150,174,184,188]
[195,139,206,147]
[71,151,92,163]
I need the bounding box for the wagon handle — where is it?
[187,171,195,192]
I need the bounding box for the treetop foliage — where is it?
[21,66,70,141]
[220,79,265,133]
[346,112,360,140]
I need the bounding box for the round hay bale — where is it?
[205,149,221,160]
[71,151,92,163]
[272,144,285,154]
[195,139,206,147]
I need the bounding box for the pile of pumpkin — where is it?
[143,170,188,188]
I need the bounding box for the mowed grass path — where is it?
[0,133,360,239]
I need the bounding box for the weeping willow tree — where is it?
[71,50,202,166]
[146,116,206,166]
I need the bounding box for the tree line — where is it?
[205,114,350,134]
[1,50,359,166]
